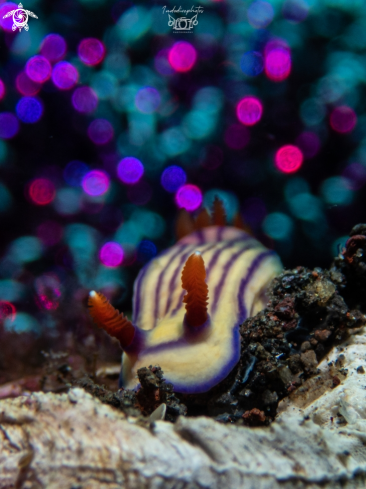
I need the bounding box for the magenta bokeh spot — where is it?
[117,157,144,184]
[100,242,124,267]
[295,131,321,159]
[78,38,105,66]
[0,79,4,101]
[26,56,52,84]
[236,96,263,126]
[168,41,197,73]
[175,184,202,211]
[275,145,303,173]
[0,113,19,139]
[224,124,250,149]
[265,46,291,82]
[0,3,17,32]
[330,106,357,134]
[82,170,110,196]
[16,72,41,96]
[52,61,79,90]
[72,86,98,114]
[40,34,67,63]
[87,119,114,145]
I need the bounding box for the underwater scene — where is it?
[1,0,366,486]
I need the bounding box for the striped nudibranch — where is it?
[88,200,283,394]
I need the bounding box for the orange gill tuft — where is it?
[194,208,211,230]
[181,251,209,328]
[88,291,135,349]
[175,209,195,239]
[212,196,227,226]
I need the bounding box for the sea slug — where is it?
[88,199,282,394]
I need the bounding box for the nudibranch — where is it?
[88,199,283,394]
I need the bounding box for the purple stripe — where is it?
[153,244,194,327]
[133,245,180,323]
[168,242,218,317]
[217,226,225,240]
[206,236,253,278]
[237,251,275,324]
[196,229,204,244]
[211,243,255,314]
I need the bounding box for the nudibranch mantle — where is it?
[90,226,282,394]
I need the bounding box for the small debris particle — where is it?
[332,376,341,388]
[300,350,318,374]
[314,330,332,342]
[242,408,266,426]
[357,366,365,374]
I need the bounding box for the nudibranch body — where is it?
[89,205,282,394]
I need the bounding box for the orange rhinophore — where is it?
[181,251,209,328]
[194,208,211,230]
[212,196,226,226]
[175,209,195,240]
[88,291,135,349]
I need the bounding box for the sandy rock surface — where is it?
[2,332,366,489]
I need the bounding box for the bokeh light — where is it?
[16,97,43,124]
[0,79,5,101]
[0,3,18,32]
[154,48,174,76]
[87,119,114,145]
[78,38,105,66]
[35,274,61,310]
[330,106,357,133]
[63,160,89,187]
[82,170,110,196]
[321,176,353,205]
[0,113,19,139]
[54,188,81,215]
[0,301,16,322]
[40,34,67,63]
[265,44,291,82]
[72,86,98,113]
[296,131,321,159]
[135,87,160,113]
[342,163,366,190]
[240,51,264,76]
[283,0,309,22]
[52,61,79,90]
[236,97,263,126]
[263,212,293,240]
[99,242,124,267]
[175,184,202,211]
[16,72,41,97]
[137,240,157,264]
[37,220,63,246]
[9,236,42,263]
[247,1,274,29]
[117,157,144,185]
[168,41,197,73]
[29,178,56,205]
[25,56,52,84]
[275,145,303,173]
[161,165,186,192]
